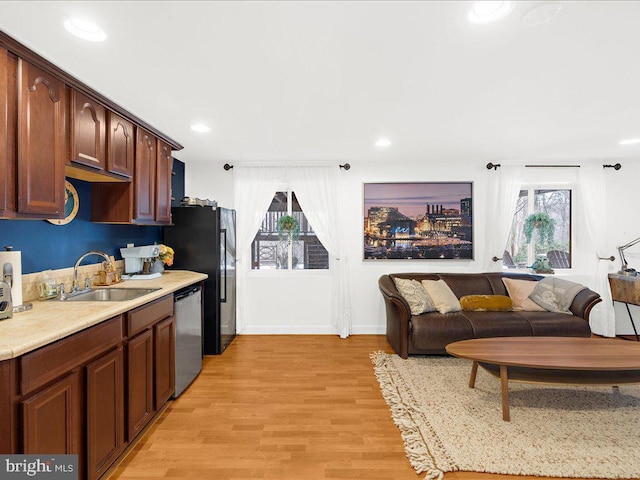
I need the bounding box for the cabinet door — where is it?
[17,59,65,216]
[71,90,106,171]
[155,140,172,224]
[0,48,7,213]
[154,316,175,408]
[86,347,125,480]
[22,372,81,454]
[134,128,156,222]
[127,328,154,441]
[107,112,134,178]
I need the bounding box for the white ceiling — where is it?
[1,1,639,167]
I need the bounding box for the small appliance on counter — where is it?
[120,244,162,280]
[0,280,12,320]
[0,246,22,308]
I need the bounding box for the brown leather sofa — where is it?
[379,272,602,358]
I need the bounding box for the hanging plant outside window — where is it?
[277,215,300,243]
[523,213,555,246]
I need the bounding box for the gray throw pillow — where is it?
[528,277,586,314]
[393,277,436,315]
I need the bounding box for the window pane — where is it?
[534,189,571,268]
[505,188,571,269]
[506,191,529,266]
[251,191,329,270]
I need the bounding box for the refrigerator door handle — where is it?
[220,228,227,303]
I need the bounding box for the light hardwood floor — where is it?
[109,335,603,480]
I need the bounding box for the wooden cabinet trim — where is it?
[20,315,123,395]
[127,295,173,337]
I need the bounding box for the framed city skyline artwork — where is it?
[363,182,473,260]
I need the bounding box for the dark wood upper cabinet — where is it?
[155,140,173,224]
[0,47,7,213]
[16,59,65,217]
[134,127,156,223]
[107,112,134,178]
[70,90,106,171]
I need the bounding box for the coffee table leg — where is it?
[469,361,478,388]
[500,365,510,422]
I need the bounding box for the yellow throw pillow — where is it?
[460,295,513,312]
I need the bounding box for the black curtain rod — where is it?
[223,163,351,171]
[486,162,622,170]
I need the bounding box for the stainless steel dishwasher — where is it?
[173,285,203,397]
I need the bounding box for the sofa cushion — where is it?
[437,273,496,297]
[520,311,591,337]
[421,279,462,313]
[393,277,436,315]
[502,277,546,312]
[462,311,533,338]
[460,295,512,312]
[410,312,474,351]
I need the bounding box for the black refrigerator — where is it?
[164,206,236,354]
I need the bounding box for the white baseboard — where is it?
[238,324,385,335]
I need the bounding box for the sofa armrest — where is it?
[569,288,602,321]
[379,275,411,358]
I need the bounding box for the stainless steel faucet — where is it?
[73,251,112,292]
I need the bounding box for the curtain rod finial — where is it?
[603,163,622,170]
[486,162,501,170]
[223,163,233,171]
[340,163,351,170]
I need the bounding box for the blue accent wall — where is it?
[0,179,162,274]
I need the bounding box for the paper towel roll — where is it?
[0,250,22,307]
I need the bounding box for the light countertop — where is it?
[0,270,208,361]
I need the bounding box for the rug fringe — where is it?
[371,352,445,480]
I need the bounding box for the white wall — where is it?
[185,157,640,336]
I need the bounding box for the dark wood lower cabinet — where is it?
[22,371,82,455]
[86,347,125,480]
[154,316,175,408]
[127,328,154,441]
[1,293,179,480]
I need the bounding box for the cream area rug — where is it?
[371,352,640,480]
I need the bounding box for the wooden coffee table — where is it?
[446,337,640,421]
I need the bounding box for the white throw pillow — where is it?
[421,279,461,314]
[393,277,436,315]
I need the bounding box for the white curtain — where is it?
[232,167,282,333]
[579,163,615,337]
[485,165,525,271]
[290,166,351,337]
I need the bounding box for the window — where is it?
[505,188,572,269]
[251,191,329,270]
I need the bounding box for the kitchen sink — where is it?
[60,287,161,302]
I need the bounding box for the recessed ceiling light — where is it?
[374,138,391,148]
[522,2,562,26]
[190,123,211,133]
[468,1,514,24]
[619,138,640,146]
[63,19,107,42]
